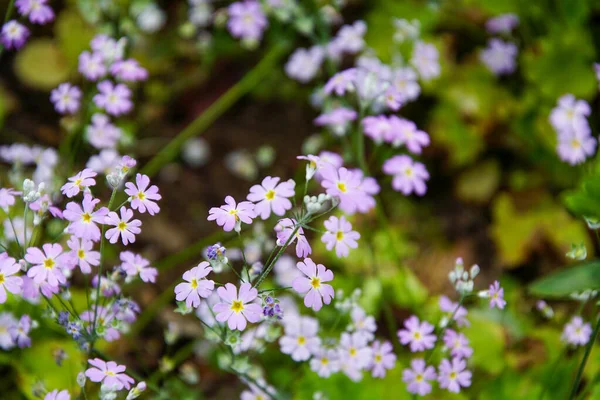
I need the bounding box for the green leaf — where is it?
[529,261,600,297]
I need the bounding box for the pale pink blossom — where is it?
[104,207,142,245]
[213,282,263,331]
[247,176,295,219]
[292,258,334,311]
[174,262,215,308]
[85,358,134,390]
[124,173,161,215]
[63,194,109,242]
[207,196,255,232]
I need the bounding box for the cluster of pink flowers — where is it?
[480,14,519,75]
[0,0,54,51]
[550,94,596,165]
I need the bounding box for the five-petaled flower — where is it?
[246,176,295,220]
[292,258,334,312]
[321,215,360,258]
[438,357,472,393]
[174,262,215,308]
[61,168,97,198]
[213,282,263,331]
[25,243,68,287]
[397,315,437,352]
[125,173,161,215]
[63,194,109,242]
[85,358,134,390]
[207,196,255,232]
[105,207,142,245]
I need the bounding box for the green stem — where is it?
[141,43,289,178]
[569,310,600,399]
[253,225,299,289]
[426,295,465,364]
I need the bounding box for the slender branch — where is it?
[253,225,299,289]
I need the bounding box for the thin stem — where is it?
[0,0,16,58]
[141,43,289,178]
[253,225,299,289]
[426,295,465,364]
[23,206,28,249]
[569,309,600,399]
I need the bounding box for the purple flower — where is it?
[310,347,340,377]
[0,313,17,349]
[25,244,68,287]
[44,389,70,400]
[562,316,592,346]
[208,196,255,232]
[50,83,82,114]
[439,295,469,327]
[285,46,324,83]
[370,340,396,378]
[262,296,283,320]
[61,168,97,198]
[391,67,420,103]
[328,20,367,58]
[488,280,507,309]
[443,329,473,359]
[125,173,161,215]
[314,107,357,136]
[556,124,597,165]
[389,118,430,154]
[104,207,142,245]
[279,315,321,361]
[438,357,472,393]
[486,13,519,34]
[213,282,263,331]
[78,51,107,81]
[174,262,215,308]
[93,80,133,116]
[16,0,54,24]
[66,236,99,274]
[320,166,377,214]
[402,358,436,396]
[338,332,373,369]
[350,307,377,341]
[274,218,311,258]
[86,113,121,149]
[362,115,395,143]
[0,255,22,303]
[411,41,440,81]
[324,68,358,96]
[63,194,109,242]
[480,38,518,75]
[227,1,268,41]
[321,215,360,258]
[382,155,429,196]
[246,176,295,220]
[86,149,121,174]
[110,59,148,82]
[292,258,334,312]
[9,315,31,348]
[398,315,437,352]
[85,358,134,390]
[550,94,591,132]
[120,251,157,283]
[0,188,20,210]
[0,20,29,50]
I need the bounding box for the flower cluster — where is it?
[550,94,596,165]
[1,0,55,51]
[480,14,519,76]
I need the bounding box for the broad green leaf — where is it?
[529,261,600,297]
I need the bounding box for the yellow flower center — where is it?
[450,372,457,379]
[74,178,83,187]
[82,213,92,223]
[416,374,423,382]
[321,357,329,365]
[78,250,85,259]
[413,331,421,339]
[138,192,146,200]
[118,221,127,231]
[405,168,413,177]
[191,278,198,289]
[231,300,244,313]
[106,371,116,377]
[0,274,4,284]
[44,259,55,269]
[311,277,321,289]
[265,189,276,200]
[349,347,357,357]
[337,182,347,193]
[336,231,344,241]
[375,354,382,363]
[297,336,306,345]
[571,139,581,149]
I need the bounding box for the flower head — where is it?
[174,262,215,308]
[292,258,334,312]
[562,316,592,346]
[51,83,82,114]
[120,251,158,283]
[279,315,321,361]
[382,155,429,196]
[274,218,312,258]
[310,347,340,378]
[213,282,263,331]
[9,314,31,348]
[63,194,109,242]
[104,207,142,245]
[398,315,436,352]
[314,107,357,137]
[338,332,373,369]
[93,80,133,116]
[25,243,68,287]
[486,13,519,34]
[44,389,70,400]
[66,237,99,274]
[208,196,255,232]
[110,59,148,82]
[285,46,324,83]
[480,38,518,75]
[0,256,22,304]
[227,1,268,41]
[79,51,107,81]
[246,176,295,220]
[411,41,440,81]
[443,329,473,359]
[0,20,29,50]
[61,169,97,198]
[125,173,161,215]
[550,94,591,132]
[85,358,134,390]
[370,340,396,378]
[488,280,506,309]
[438,357,472,393]
[321,215,360,258]
[86,114,121,149]
[16,0,54,24]
[402,358,436,396]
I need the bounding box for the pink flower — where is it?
[320,166,377,214]
[338,332,373,369]
[110,59,148,82]
[0,255,22,303]
[389,118,430,154]
[227,0,268,41]
[213,282,263,331]
[78,51,107,81]
[25,244,68,287]
[174,262,215,308]
[0,188,20,210]
[279,315,321,361]
[310,347,340,377]
[93,80,133,116]
[274,218,311,258]
[124,173,161,215]
[63,194,109,242]
[402,358,436,396]
[66,236,99,274]
[439,295,469,327]
[16,0,54,24]
[0,20,29,50]
[438,357,472,393]
[207,196,255,232]
[44,389,70,400]
[50,83,82,114]
[443,329,473,359]
[246,176,295,219]
[350,306,377,341]
[562,316,592,346]
[397,315,436,352]
[370,340,397,378]
[292,258,334,312]
[488,280,506,309]
[120,251,157,283]
[86,113,121,149]
[85,358,134,390]
[323,68,358,96]
[382,155,429,196]
[61,168,97,198]
[104,207,142,245]
[9,314,31,348]
[321,215,360,258]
